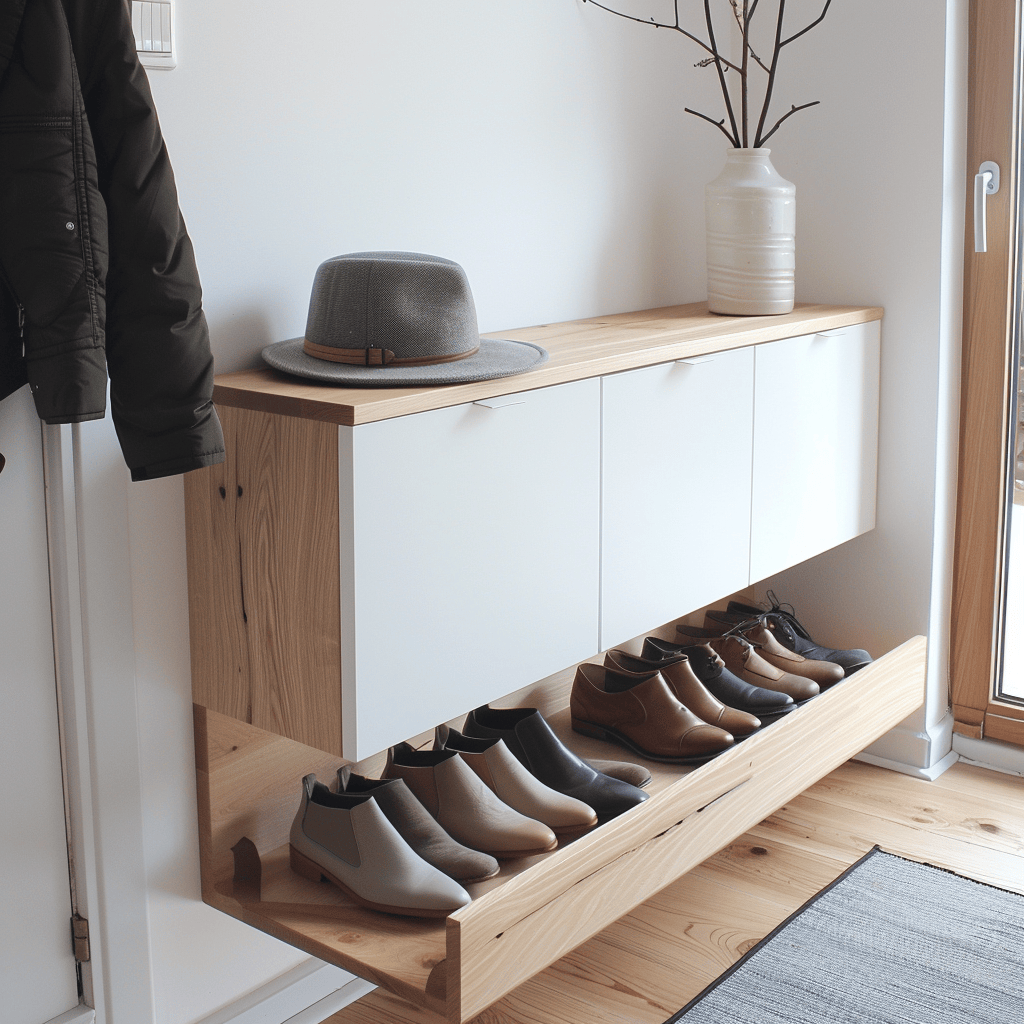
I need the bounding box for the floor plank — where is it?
[324,759,1024,1024]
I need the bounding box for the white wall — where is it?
[757,0,966,775]
[153,0,726,374]
[74,1,965,1021]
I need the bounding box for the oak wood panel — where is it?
[235,408,341,750]
[185,408,248,721]
[212,303,882,426]
[448,636,925,1022]
[327,758,1020,1024]
[951,0,1020,735]
[186,407,344,754]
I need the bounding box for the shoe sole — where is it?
[570,718,732,765]
[289,845,459,918]
[458,865,502,883]
[478,836,560,859]
[551,818,599,837]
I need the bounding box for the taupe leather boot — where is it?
[289,774,471,918]
[335,767,499,882]
[434,724,598,834]
[384,744,558,858]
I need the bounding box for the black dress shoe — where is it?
[462,706,648,820]
[640,636,795,720]
[726,591,872,676]
[583,758,652,789]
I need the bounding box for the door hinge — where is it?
[71,913,91,962]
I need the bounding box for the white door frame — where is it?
[43,420,157,1024]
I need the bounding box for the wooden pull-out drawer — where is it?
[193,635,925,1023]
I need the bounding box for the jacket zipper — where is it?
[0,116,74,132]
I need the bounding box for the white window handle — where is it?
[975,160,1000,253]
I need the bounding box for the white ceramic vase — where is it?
[705,148,795,316]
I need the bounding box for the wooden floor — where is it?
[326,759,1023,1024]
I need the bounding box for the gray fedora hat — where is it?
[262,252,548,387]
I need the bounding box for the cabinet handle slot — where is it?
[472,396,527,410]
[674,356,716,366]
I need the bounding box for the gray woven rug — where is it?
[667,846,1024,1024]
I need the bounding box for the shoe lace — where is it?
[765,589,808,639]
[721,616,766,649]
[717,628,761,655]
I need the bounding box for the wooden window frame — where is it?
[951,0,1024,747]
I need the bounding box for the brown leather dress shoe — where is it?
[570,663,734,763]
[676,625,820,703]
[604,649,761,738]
[704,611,845,688]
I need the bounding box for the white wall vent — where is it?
[131,1,176,71]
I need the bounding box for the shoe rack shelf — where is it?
[193,636,925,1023]
[184,300,910,1022]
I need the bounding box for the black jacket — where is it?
[0,0,224,480]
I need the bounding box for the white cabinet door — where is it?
[749,322,880,583]
[601,349,755,649]
[0,387,80,1024]
[341,379,601,759]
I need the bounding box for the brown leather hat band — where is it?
[303,339,480,367]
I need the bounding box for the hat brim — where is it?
[261,337,548,387]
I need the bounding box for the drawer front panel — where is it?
[344,378,601,758]
[750,321,880,583]
[601,349,755,649]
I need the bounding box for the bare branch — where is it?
[753,0,786,146]
[685,107,740,146]
[704,0,741,144]
[579,0,676,31]
[740,0,749,146]
[730,0,744,34]
[743,0,770,72]
[581,0,830,148]
[580,0,743,72]
[781,0,832,46]
[746,47,771,74]
[757,100,820,145]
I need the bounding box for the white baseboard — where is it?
[194,960,374,1024]
[46,1007,96,1024]
[855,710,956,778]
[953,733,1024,777]
[280,978,376,1024]
[854,748,959,781]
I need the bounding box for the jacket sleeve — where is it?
[62,0,224,481]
